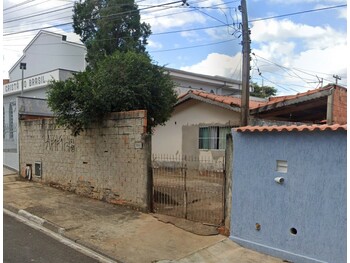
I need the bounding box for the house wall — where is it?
[152,100,240,159]
[19,110,152,210]
[332,87,347,124]
[230,130,346,263]
[10,33,86,81]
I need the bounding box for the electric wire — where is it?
[150,38,235,52]
[4,1,234,38]
[3,1,347,90]
[252,53,345,88]
[3,23,232,47]
[3,0,36,11]
[251,55,300,93]
[4,0,192,35]
[4,0,52,15]
[4,5,73,24]
[249,4,347,23]
[4,3,346,37]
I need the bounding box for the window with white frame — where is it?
[199,126,232,150]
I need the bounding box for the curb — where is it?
[4,205,66,235]
[3,205,121,263]
[18,210,46,225]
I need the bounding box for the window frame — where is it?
[198,126,233,150]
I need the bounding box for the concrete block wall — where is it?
[19,110,151,210]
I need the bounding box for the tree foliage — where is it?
[73,0,151,68]
[250,82,277,98]
[47,51,177,135]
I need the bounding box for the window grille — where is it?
[199,126,232,150]
[3,107,5,139]
[9,104,13,139]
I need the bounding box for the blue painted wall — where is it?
[230,130,346,263]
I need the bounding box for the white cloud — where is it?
[180,15,347,95]
[195,0,226,6]
[337,6,347,19]
[148,39,163,49]
[292,44,348,83]
[179,30,205,43]
[268,0,345,3]
[251,19,346,49]
[204,27,232,40]
[180,53,242,79]
[142,10,206,31]
[249,17,347,91]
[253,41,296,68]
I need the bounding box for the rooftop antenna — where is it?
[332,74,341,85]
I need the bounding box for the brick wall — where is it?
[332,87,347,124]
[19,110,152,211]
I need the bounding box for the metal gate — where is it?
[152,154,225,226]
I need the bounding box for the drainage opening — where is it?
[290,228,297,235]
[255,223,261,231]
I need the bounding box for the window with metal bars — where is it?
[199,126,232,150]
[9,104,14,139]
[3,107,5,139]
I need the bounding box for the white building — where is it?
[152,90,263,161]
[3,30,242,171]
[3,30,87,170]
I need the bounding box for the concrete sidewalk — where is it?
[3,170,284,263]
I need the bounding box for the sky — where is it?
[1,0,348,95]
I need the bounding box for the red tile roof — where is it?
[251,84,346,110]
[178,90,263,108]
[235,124,347,133]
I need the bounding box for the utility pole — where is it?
[239,0,250,126]
[332,74,341,85]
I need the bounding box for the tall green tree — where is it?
[250,82,277,98]
[73,0,151,67]
[47,51,177,136]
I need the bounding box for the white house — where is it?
[152,90,263,161]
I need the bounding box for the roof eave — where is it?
[175,93,241,112]
[250,89,333,115]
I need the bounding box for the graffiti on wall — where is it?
[45,134,75,152]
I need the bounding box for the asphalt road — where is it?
[3,213,99,263]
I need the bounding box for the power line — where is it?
[3,0,231,34]
[150,38,235,53]
[3,24,230,46]
[252,53,343,87]
[4,22,74,36]
[251,56,301,93]
[4,0,52,15]
[259,75,300,93]
[4,5,73,24]
[4,0,187,36]
[4,2,346,37]
[140,0,225,29]
[249,4,347,23]
[3,0,36,11]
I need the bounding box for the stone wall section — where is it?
[19,110,151,210]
